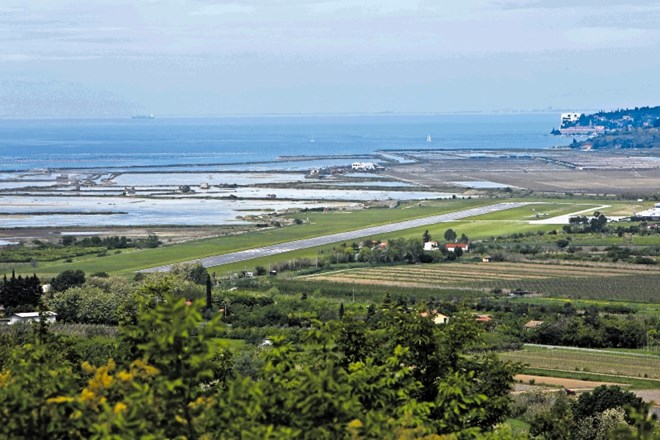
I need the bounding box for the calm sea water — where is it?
[0,114,566,171]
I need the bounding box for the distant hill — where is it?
[559,106,660,150]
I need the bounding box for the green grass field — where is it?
[205,219,560,274]
[5,199,488,277]
[499,345,660,382]
[2,197,648,279]
[464,202,605,221]
[502,296,660,315]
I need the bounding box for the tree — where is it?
[205,274,213,312]
[116,296,225,439]
[422,230,431,243]
[51,270,85,292]
[444,228,457,242]
[170,262,208,285]
[47,284,128,325]
[556,238,570,249]
[0,325,81,439]
[459,233,469,244]
[574,407,627,440]
[60,235,76,246]
[255,266,267,276]
[0,292,528,438]
[530,393,575,440]
[573,385,647,423]
[0,272,42,313]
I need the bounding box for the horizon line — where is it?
[0,108,605,121]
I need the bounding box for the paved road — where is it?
[527,204,611,225]
[141,201,529,272]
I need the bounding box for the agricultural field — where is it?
[302,261,660,303]
[499,345,660,383]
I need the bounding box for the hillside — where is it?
[557,106,660,150]
[563,106,660,131]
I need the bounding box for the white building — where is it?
[351,162,375,171]
[423,241,439,251]
[561,112,581,125]
[8,311,57,325]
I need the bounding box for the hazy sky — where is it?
[1,0,659,117]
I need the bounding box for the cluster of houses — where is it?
[422,240,497,262]
[423,241,470,253]
[421,312,546,331]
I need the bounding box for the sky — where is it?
[0,0,659,117]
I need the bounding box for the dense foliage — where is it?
[562,106,660,130]
[0,271,42,314]
[513,386,656,440]
[561,106,660,150]
[0,234,160,263]
[0,282,521,439]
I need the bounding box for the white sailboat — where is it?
[426,134,432,142]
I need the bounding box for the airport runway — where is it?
[141,201,529,272]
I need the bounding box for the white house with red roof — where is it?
[445,243,469,252]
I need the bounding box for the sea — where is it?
[0,114,570,229]
[0,114,566,172]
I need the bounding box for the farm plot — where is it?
[304,262,660,303]
[500,346,660,381]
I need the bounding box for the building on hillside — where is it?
[8,311,57,325]
[561,112,581,125]
[423,241,439,251]
[420,311,450,325]
[481,256,492,263]
[523,320,544,331]
[474,314,492,323]
[445,243,469,252]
